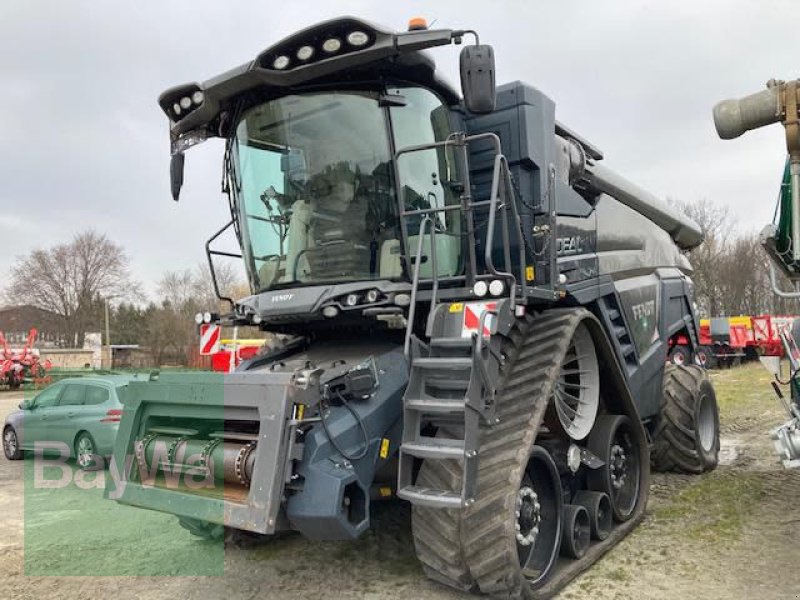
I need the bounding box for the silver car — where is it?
[3,375,137,469]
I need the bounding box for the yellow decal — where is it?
[449,302,464,313]
[294,404,305,420]
[380,438,390,459]
[525,266,535,281]
[379,486,393,497]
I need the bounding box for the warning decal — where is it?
[461,302,497,338]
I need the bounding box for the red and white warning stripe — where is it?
[199,324,221,356]
[462,301,497,338]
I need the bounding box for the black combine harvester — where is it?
[110,17,720,598]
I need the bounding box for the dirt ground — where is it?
[1,363,799,599]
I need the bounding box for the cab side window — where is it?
[33,385,62,409]
[84,386,110,406]
[58,384,87,407]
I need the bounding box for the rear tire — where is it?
[74,432,101,471]
[668,345,690,366]
[3,426,23,460]
[652,364,720,474]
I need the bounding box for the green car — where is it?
[3,376,138,469]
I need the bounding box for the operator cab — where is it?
[234,86,462,293]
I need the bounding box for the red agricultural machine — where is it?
[0,328,52,390]
[668,315,797,368]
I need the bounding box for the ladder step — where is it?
[620,343,636,357]
[429,337,473,349]
[412,357,473,370]
[396,486,463,509]
[425,376,470,391]
[406,397,466,413]
[401,438,465,460]
[613,325,628,339]
[608,309,621,321]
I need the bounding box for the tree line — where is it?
[2,215,798,363]
[2,230,245,363]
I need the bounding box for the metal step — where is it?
[425,377,470,391]
[406,397,466,413]
[412,357,473,370]
[396,485,463,509]
[608,308,621,321]
[429,337,473,349]
[613,325,628,340]
[401,438,465,460]
[620,343,636,357]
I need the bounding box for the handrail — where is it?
[404,215,433,359]
[394,131,536,326]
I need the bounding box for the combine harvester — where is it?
[0,328,51,390]
[110,17,721,596]
[714,77,800,469]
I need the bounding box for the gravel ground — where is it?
[1,363,799,599]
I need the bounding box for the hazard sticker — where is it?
[461,302,497,338]
[199,324,221,355]
[449,302,464,313]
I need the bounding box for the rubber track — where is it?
[412,457,475,591]
[459,308,587,599]
[652,363,718,474]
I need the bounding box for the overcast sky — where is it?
[1,1,796,300]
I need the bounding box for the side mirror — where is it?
[460,44,496,114]
[170,152,185,201]
[20,400,32,410]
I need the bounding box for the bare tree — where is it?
[4,230,138,347]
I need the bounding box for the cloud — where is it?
[0,0,796,299]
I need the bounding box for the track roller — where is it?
[572,490,612,541]
[560,504,591,559]
[587,414,643,522]
[515,446,564,587]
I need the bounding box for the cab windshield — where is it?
[233,88,460,292]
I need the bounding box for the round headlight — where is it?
[345,294,359,307]
[203,311,212,324]
[273,55,290,70]
[394,294,411,307]
[322,38,342,53]
[473,281,488,297]
[347,31,369,47]
[297,45,314,61]
[322,306,339,318]
[191,91,204,105]
[251,314,262,325]
[194,312,203,325]
[179,96,192,110]
[366,289,380,303]
[489,280,505,297]
[173,103,182,116]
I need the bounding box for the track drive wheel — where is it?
[652,363,720,474]
[457,310,588,598]
[586,415,643,523]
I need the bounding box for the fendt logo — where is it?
[631,300,656,321]
[270,293,295,303]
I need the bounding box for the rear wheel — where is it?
[3,426,23,460]
[652,364,720,473]
[74,432,101,471]
[668,345,690,366]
